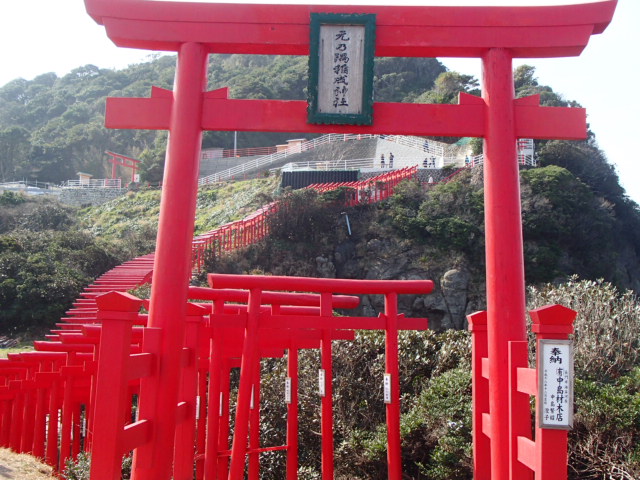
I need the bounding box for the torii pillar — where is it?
[482,48,525,479]
[84,1,617,479]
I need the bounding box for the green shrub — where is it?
[62,452,90,480]
[62,453,133,480]
[569,374,640,479]
[401,367,473,480]
[528,277,640,381]
[528,278,640,478]
[0,191,27,206]
[268,188,342,244]
[0,229,120,334]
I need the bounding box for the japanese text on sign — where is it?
[317,24,366,116]
[383,373,392,404]
[318,369,326,397]
[285,377,292,404]
[539,340,574,429]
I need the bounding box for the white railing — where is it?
[279,155,453,172]
[377,134,445,158]
[61,178,122,189]
[466,140,537,168]
[198,134,536,184]
[198,133,384,185]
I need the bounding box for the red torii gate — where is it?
[105,151,141,183]
[84,1,616,479]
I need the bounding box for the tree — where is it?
[0,126,30,181]
[415,71,480,104]
[513,64,538,91]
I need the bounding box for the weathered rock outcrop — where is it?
[322,236,482,331]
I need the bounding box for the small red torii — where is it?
[105,150,141,183]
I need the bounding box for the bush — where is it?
[268,188,343,245]
[62,452,90,480]
[569,374,640,479]
[400,366,473,480]
[528,278,640,478]
[528,277,640,381]
[0,190,27,207]
[256,329,473,479]
[0,229,120,334]
[62,453,132,480]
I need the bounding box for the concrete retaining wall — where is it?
[58,188,125,207]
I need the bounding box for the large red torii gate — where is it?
[84,1,616,479]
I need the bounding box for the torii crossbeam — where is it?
[84,1,617,479]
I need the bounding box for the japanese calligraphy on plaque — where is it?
[308,13,376,125]
[538,339,574,429]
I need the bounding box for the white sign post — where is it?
[285,377,292,404]
[318,369,326,397]
[538,339,574,429]
[383,373,392,404]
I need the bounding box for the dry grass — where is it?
[0,346,34,359]
[0,448,56,479]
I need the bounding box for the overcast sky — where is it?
[1,0,638,203]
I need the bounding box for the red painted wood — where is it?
[209,273,434,295]
[229,289,262,479]
[384,293,402,480]
[508,341,534,480]
[89,294,140,480]
[133,42,209,480]
[84,0,616,58]
[468,311,490,480]
[286,348,299,480]
[320,293,334,480]
[530,305,576,480]
[248,367,261,480]
[106,95,587,140]
[173,311,205,480]
[482,47,527,480]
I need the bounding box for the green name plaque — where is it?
[308,13,376,126]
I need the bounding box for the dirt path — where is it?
[0,448,56,479]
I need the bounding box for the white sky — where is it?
[1,0,638,203]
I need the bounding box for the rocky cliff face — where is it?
[316,235,483,331]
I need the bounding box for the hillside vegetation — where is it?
[0,191,121,335]
[0,55,446,184]
[79,175,280,241]
[0,175,279,335]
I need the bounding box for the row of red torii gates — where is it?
[11,1,622,479]
[89,1,617,478]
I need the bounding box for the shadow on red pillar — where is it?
[482,47,527,480]
[133,41,209,480]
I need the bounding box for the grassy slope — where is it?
[0,346,34,359]
[78,175,281,243]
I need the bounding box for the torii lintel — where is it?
[104,88,587,140]
[84,0,616,58]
